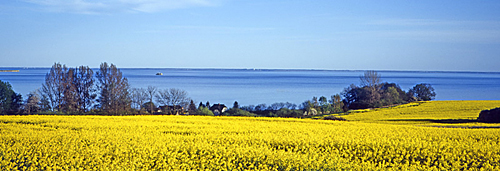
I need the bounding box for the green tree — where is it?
[319,96,328,106]
[275,108,303,117]
[342,82,411,109]
[0,80,22,114]
[410,83,436,101]
[330,94,344,113]
[188,100,197,114]
[302,100,317,116]
[195,106,214,116]
[342,71,387,109]
[380,83,407,105]
[233,101,239,109]
[224,108,258,117]
[384,87,401,105]
[319,96,329,114]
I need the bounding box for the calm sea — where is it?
[1,68,499,106]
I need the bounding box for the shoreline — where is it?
[1,67,499,74]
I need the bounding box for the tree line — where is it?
[0,62,197,115]
[342,71,436,110]
[0,65,435,116]
[222,71,435,117]
[31,62,131,114]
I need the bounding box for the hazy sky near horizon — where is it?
[1,0,500,71]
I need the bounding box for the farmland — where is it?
[1,101,500,170]
[341,100,500,127]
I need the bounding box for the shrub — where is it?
[194,107,214,116]
[224,108,259,117]
[323,115,346,121]
[275,108,303,117]
[478,108,500,123]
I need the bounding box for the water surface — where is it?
[1,68,499,106]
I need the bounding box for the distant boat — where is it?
[156,72,163,75]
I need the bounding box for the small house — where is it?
[210,104,227,116]
[158,105,184,115]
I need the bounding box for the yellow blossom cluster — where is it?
[1,101,500,170]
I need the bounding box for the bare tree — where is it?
[73,66,96,112]
[130,88,147,113]
[38,90,51,112]
[359,71,382,107]
[41,64,96,114]
[360,70,381,88]
[146,86,157,114]
[155,88,189,108]
[62,68,78,113]
[62,66,96,113]
[41,63,65,112]
[270,102,285,110]
[24,90,41,114]
[96,62,131,114]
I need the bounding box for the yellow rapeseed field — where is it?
[342,100,500,126]
[1,101,500,170]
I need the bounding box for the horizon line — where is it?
[1,66,499,74]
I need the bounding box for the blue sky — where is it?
[1,0,500,71]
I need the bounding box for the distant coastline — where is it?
[1,67,500,74]
[0,70,19,72]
